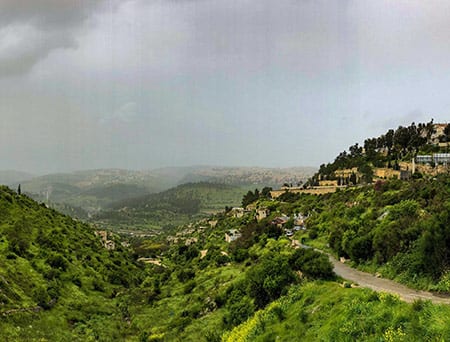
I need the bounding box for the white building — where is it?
[416,153,450,165]
[225,229,242,243]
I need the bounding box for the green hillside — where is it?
[312,120,449,185]
[94,182,248,232]
[3,174,450,340]
[115,174,450,341]
[297,175,450,290]
[225,282,450,341]
[2,123,450,340]
[0,186,142,341]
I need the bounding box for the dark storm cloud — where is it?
[0,0,103,28]
[0,0,113,77]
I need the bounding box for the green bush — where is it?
[246,254,295,308]
[289,248,334,280]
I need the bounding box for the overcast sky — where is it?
[1,0,449,174]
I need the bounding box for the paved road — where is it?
[329,254,450,304]
[297,244,450,304]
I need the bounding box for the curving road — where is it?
[296,243,450,305]
[329,254,450,304]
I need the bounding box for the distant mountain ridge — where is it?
[179,166,316,187]
[3,166,315,220]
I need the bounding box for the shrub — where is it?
[246,254,295,308]
[176,268,196,282]
[224,295,255,327]
[183,280,196,294]
[33,287,51,310]
[289,248,334,280]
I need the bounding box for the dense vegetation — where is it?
[299,175,450,291]
[120,173,450,340]
[0,186,142,340]
[0,185,336,340]
[118,210,334,341]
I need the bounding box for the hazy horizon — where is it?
[0,164,318,178]
[1,1,450,175]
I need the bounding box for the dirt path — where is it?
[1,306,42,316]
[329,254,450,304]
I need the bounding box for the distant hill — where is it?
[178,166,316,187]
[145,165,315,188]
[20,168,173,195]
[94,182,248,232]
[0,170,34,186]
[17,166,315,220]
[19,169,175,218]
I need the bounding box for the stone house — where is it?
[256,208,270,221]
[225,229,241,243]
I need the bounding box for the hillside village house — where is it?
[208,220,218,228]
[416,155,433,164]
[225,229,241,243]
[185,237,198,246]
[271,216,289,228]
[95,231,116,250]
[294,213,306,227]
[334,167,360,179]
[230,207,245,218]
[431,123,448,144]
[256,208,270,221]
[245,203,257,211]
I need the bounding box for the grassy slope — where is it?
[225,282,450,341]
[219,175,450,341]
[119,213,257,341]
[0,186,142,341]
